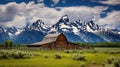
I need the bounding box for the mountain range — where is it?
[0,15,120,44]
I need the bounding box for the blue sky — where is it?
[0,0,120,30]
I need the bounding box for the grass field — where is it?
[0,48,120,67]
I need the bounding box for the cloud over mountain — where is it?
[98,11,120,29]
[0,2,18,22]
[99,0,120,5]
[0,1,109,28]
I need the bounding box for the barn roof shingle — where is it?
[29,33,61,45]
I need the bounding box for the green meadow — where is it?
[0,48,120,67]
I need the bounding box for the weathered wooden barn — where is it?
[27,33,79,49]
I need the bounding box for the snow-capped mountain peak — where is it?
[62,15,68,20]
[25,19,49,33]
[59,15,69,23]
[0,15,120,44]
[6,27,17,34]
[86,20,100,32]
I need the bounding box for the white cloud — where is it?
[99,0,120,5]
[0,2,18,22]
[51,0,60,6]
[0,2,45,28]
[30,6,107,26]
[52,0,60,4]
[37,0,44,3]
[5,15,26,28]
[97,11,120,29]
[0,1,108,28]
[60,6,107,23]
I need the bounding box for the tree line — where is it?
[1,40,120,48]
[90,42,120,47]
[0,40,26,48]
[75,42,120,47]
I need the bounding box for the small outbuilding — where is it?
[27,33,79,49]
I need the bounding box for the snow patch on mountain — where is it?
[60,23,71,29]
[50,27,57,32]
[72,26,79,34]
